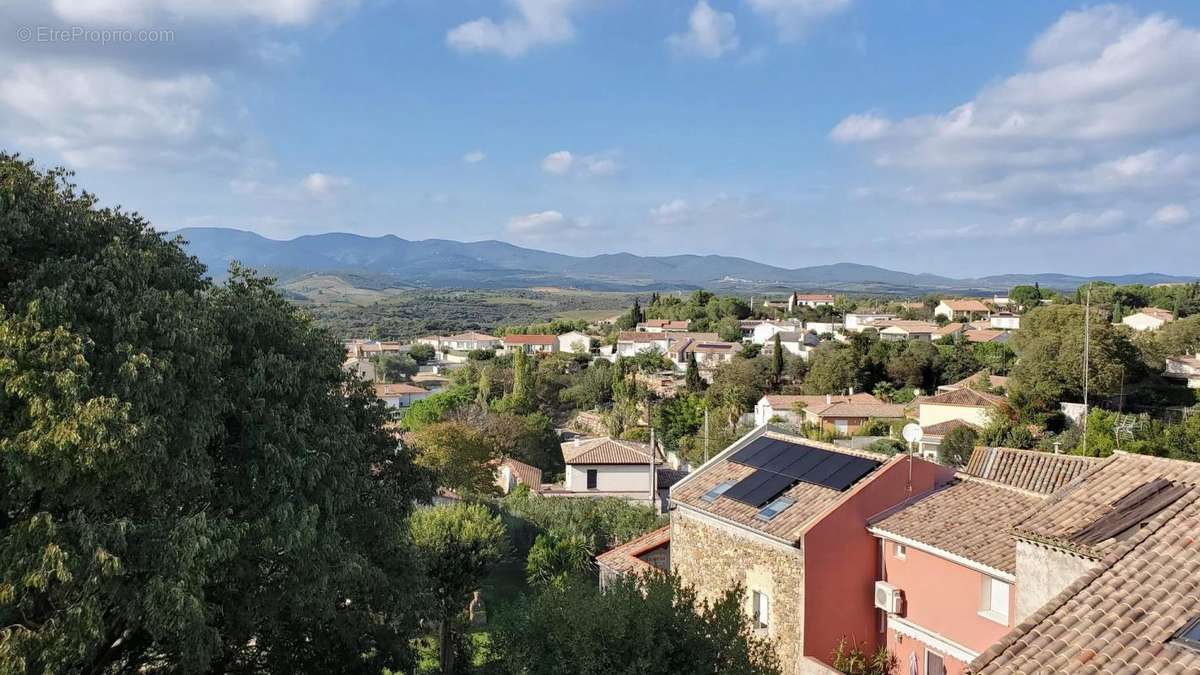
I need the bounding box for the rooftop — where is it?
[595,526,671,576]
[561,437,661,465]
[375,383,428,396]
[871,476,1043,575]
[1130,307,1176,322]
[964,446,1101,496]
[941,299,990,312]
[671,430,890,543]
[971,485,1200,674]
[919,387,1006,408]
[446,331,499,341]
[502,334,558,345]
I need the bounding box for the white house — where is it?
[1121,308,1175,332]
[671,338,741,372]
[763,331,819,359]
[844,312,897,332]
[989,313,1021,330]
[934,299,990,321]
[441,331,501,351]
[917,387,1006,429]
[502,334,559,353]
[616,331,718,358]
[374,383,431,408]
[636,320,691,332]
[803,321,840,335]
[877,320,942,342]
[559,437,661,500]
[494,458,544,494]
[1165,354,1200,388]
[751,320,803,344]
[790,292,835,309]
[557,331,594,354]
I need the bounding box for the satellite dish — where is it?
[902,423,923,445]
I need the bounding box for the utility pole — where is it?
[648,426,657,510]
[1082,283,1091,457]
[704,406,710,464]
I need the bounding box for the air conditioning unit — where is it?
[874,581,904,615]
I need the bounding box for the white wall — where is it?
[918,403,992,428]
[990,315,1021,330]
[566,463,654,493]
[1122,313,1166,331]
[1014,540,1098,623]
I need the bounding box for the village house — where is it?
[803,321,841,336]
[918,387,1005,427]
[669,427,953,674]
[636,319,691,332]
[762,331,820,360]
[877,320,962,342]
[791,292,836,309]
[596,525,671,590]
[1121,307,1175,331]
[414,332,501,353]
[671,338,742,372]
[345,339,407,359]
[502,334,559,354]
[615,331,718,358]
[552,436,662,504]
[556,330,594,354]
[987,313,1020,330]
[752,393,904,434]
[493,457,544,495]
[962,329,1010,344]
[969,452,1200,673]
[752,320,805,344]
[936,372,1008,394]
[410,371,450,392]
[1165,353,1200,388]
[374,382,431,408]
[844,312,897,332]
[935,300,990,322]
[342,357,376,382]
[869,448,1099,674]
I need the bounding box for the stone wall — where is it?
[672,508,807,674]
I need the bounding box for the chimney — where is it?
[826,394,832,404]
[849,386,855,396]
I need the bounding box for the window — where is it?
[925,649,946,675]
[586,469,598,490]
[893,543,906,559]
[979,576,1010,624]
[751,590,770,630]
[756,496,795,521]
[1172,616,1200,652]
[701,480,736,503]
[834,419,850,435]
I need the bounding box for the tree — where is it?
[939,426,979,468]
[560,359,615,410]
[1009,305,1143,416]
[376,352,418,382]
[410,503,508,675]
[771,333,785,387]
[401,385,476,431]
[491,574,780,675]
[803,347,860,395]
[0,155,431,674]
[484,412,564,474]
[616,298,644,330]
[717,316,745,342]
[686,353,705,392]
[406,421,500,495]
[525,531,594,588]
[1009,284,1043,311]
[409,342,437,364]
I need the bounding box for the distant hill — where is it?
[170,227,1195,294]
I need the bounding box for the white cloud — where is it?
[541,150,574,174]
[463,150,487,164]
[649,199,691,225]
[745,0,851,43]
[830,113,891,142]
[541,149,622,177]
[1151,203,1190,227]
[447,0,584,58]
[508,209,567,233]
[49,0,350,27]
[301,172,350,198]
[506,209,591,248]
[667,1,739,59]
[0,62,220,169]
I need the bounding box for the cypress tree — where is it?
[685,353,704,392]
[772,332,785,387]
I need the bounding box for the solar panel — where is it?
[721,437,883,508]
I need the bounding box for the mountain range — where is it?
[171,227,1195,294]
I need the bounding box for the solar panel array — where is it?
[722,436,882,507]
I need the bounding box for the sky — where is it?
[1,1,1198,277]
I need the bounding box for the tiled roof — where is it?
[681,340,741,354]
[500,458,543,487]
[964,329,1006,343]
[595,526,671,576]
[637,320,691,330]
[762,393,883,411]
[920,419,978,437]
[1011,452,1200,559]
[964,447,1101,496]
[617,331,718,343]
[919,387,1006,408]
[502,334,557,345]
[375,383,428,396]
[970,487,1200,674]
[794,293,835,302]
[671,431,890,543]
[935,322,965,337]
[446,331,498,341]
[871,477,1043,574]
[942,372,1009,392]
[942,299,990,312]
[1132,307,1175,322]
[878,320,939,334]
[561,437,661,465]
[806,401,906,419]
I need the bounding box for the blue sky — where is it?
[1,1,1198,276]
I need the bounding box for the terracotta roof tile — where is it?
[871,477,1043,574]
[595,526,671,576]
[921,419,979,437]
[561,437,661,465]
[500,458,543,487]
[920,387,1007,408]
[970,486,1200,673]
[964,447,1102,495]
[942,299,990,312]
[375,383,428,396]
[502,334,557,345]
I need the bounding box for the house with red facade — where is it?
[867,448,1100,674]
[669,426,953,674]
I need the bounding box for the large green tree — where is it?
[0,156,431,673]
[492,574,780,675]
